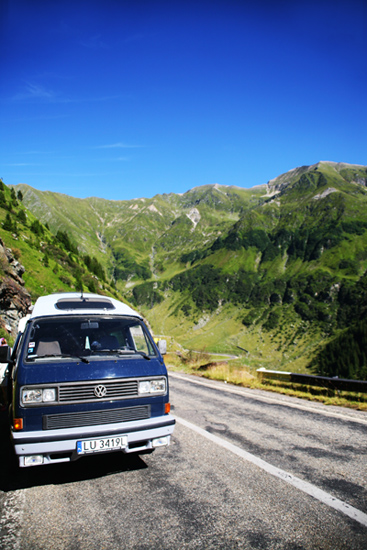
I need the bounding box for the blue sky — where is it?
[1,0,366,200]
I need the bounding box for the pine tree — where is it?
[2,212,13,231]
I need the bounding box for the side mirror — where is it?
[0,345,11,363]
[157,340,167,355]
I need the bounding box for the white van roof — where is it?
[29,293,142,320]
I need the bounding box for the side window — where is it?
[11,332,23,362]
[130,325,155,356]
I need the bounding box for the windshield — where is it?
[25,315,156,361]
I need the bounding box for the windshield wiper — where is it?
[88,349,151,360]
[134,351,151,361]
[114,349,151,360]
[61,354,90,364]
[28,354,89,364]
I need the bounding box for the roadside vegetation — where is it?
[166,350,367,411]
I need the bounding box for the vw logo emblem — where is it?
[94,384,107,398]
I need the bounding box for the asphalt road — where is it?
[1,371,367,549]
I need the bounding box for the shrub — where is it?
[263,309,281,331]
[133,282,163,308]
[59,274,72,285]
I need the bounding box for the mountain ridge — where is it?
[4,161,367,378]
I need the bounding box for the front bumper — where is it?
[11,414,175,467]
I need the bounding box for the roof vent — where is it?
[55,297,115,310]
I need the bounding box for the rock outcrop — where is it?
[0,238,31,337]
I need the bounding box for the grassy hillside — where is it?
[13,183,264,282]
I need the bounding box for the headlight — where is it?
[22,388,57,404]
[138,378,166,395]
[42,388,57,402]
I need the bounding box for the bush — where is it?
[59,274,72,286]
[263,309,281,331]
[181,303,192,316]
[242,309,259,327]
[133,282,163,308]
[12,248,21,260]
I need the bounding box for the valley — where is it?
[1,161,367,380]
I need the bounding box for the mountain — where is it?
[5,161,367,378]
[11,182,264,279]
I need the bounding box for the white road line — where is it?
[169,371,367,425]
[174,415,367,528]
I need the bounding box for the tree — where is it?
[310,320,367,380]
[17,209,27,225]
[87,278,96,293]
[30,219,44,236]
[83,255,106,281]
[2,212,13,231]
[56,230,78,254]
[0,191,7,209]
[74,273,83,292]
[43,252,50,267]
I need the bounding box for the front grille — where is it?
[58,379,139,403]
[43,405,151,430]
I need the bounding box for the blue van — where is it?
[1,293,175,467]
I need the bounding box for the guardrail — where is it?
[256,368,367,393]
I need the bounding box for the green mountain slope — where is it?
[0,181,123,312]
[9,161,367,378]
[13,182,264,283]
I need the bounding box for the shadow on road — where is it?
[0,419,148,492]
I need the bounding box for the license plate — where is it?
[77,435,128,455]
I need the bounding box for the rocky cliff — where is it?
[0,237,31,338]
